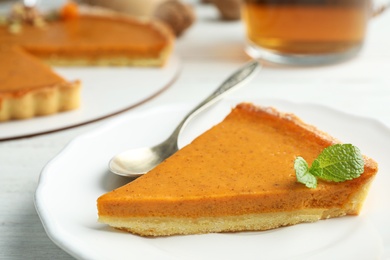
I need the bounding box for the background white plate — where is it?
[35,98,390,260]
[0,55,180,141]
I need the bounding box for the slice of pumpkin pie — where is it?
[0,46,81,121]
[97,103,378,236]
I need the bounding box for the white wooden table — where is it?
[1,2,390,259]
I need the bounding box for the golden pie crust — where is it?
[0,46,81,121]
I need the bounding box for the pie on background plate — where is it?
[0,54,180,141]
[0,3,174,121]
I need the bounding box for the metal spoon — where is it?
[109,59,261,177]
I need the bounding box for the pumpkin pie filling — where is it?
[0,15,173,65]
[97,103,377,236]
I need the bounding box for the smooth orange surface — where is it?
[0,15,170,59]
[97,103,378,218]
[0,47,65,94]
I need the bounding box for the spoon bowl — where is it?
[109,60,261,177]
[109,137,178,176]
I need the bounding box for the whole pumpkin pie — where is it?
[0,4,174,121]
[97,103,378,236]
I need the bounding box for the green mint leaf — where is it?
[294,156,317,188]
[294,144,365,188]
[313,144,364,182]
[308,160,323,177]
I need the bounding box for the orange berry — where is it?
[60,1,79,20]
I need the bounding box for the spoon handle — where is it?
[170,59,261,142]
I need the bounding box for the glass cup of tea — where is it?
[241,0,389,65]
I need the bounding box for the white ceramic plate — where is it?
[0,55,180,141]
[35,98,390,260]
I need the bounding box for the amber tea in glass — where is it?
[242,0,372,65]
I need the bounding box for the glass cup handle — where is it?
[372,0,390,17]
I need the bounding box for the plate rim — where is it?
[34,98,390,259]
